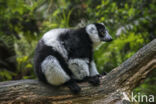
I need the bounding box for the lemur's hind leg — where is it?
[41,55,80,93]
[64,79,81,94]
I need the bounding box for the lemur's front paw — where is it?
[88,75,100,86]
[101,72,107,76]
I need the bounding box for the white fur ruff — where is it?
[86,24,100,43]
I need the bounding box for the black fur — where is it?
[64,79,81,94]
[34,40,73,83]
[94,23,106,38]
[59,28,93,62]
[88,75,100,86]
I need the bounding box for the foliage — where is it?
[14,35,37,79]
[0,0,40,80]
[95,32,146,72]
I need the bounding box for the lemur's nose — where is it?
[105,38,113,42]
[107,38,113,42]
[104,31,113,42]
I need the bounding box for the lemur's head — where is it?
[86,23,112,43]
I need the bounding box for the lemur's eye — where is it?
[101,31,106,36]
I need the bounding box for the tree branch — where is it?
[0,39,156,104]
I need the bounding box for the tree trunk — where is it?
[0,39,156,104]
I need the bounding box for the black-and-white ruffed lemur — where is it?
[34,23,112,94]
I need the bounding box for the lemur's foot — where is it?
[101,72,107,76]
[88,75,100,86]
[65,80,81,94]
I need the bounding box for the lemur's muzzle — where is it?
[102,31,113,42]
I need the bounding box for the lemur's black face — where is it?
[86,23,112,43]
[95,23,112,42]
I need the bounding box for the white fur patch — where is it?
[41,55,70,86]
[42,29,69,59]
[85,24,100,43]
[68,58,90,80]
[105,31,112,40]
[90,60,99,76]
[100,23,105,26]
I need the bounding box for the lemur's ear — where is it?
[86,24,98,35]
[100,23,105,26]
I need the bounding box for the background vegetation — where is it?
[0,0,155,103]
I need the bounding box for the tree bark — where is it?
[0,39,156,104]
